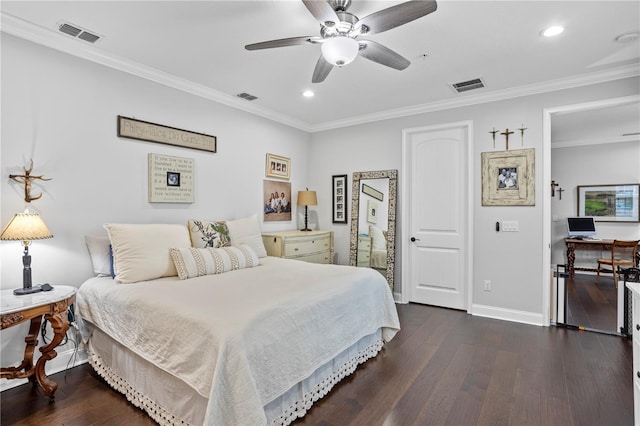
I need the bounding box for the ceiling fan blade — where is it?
[312,55,334,83]
[357,0,437,35]
[302,0,340,27]
[245,36,321,51]
[358,40,410,70]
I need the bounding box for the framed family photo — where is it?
[265,153,290,180]
[577,183,639,222]
[481,148,535,206]
[332,174,348,224]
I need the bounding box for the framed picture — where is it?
[577,184,639,222]
[263,179,292,222]
[118,116,216,153]
[266,153,290,180]
[481,148,535,206]
[332,174,348,224]
[367,199,378,224]
[148,153,194,203]
[362,183,384,201]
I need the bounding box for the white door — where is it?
[402,123,470,310]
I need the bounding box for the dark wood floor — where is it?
[1,303,633,425]
[565,273,619,332]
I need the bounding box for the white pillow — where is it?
[170,244,260,280]
[85,235,112,276]
[369,225,387,251]
[104,223,191,283]
[226,214,267,257]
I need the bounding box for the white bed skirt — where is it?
[86,327,384,426]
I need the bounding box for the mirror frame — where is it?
[349,169,398,290]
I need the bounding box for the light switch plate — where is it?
[502,220,519,232]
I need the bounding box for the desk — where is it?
[1,285,76,399]
[565,238,640,276]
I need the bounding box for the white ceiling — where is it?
[2,0,639,133]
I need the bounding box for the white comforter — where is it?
[77,257,400,425]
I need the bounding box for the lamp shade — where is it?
[0,212,53,241]
[297,191,318,206]
[321,36,359,66]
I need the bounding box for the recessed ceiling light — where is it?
[541,26,564,37]
[302,90,314,98]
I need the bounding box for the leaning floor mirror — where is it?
[349,170,398,291]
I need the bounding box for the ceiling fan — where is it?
[245,0,438,83]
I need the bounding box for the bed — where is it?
[78,219,400,425]
[368,225,388,272]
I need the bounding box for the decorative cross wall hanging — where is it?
[9,159,52,203]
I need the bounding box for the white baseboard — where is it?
[471,303,544,326]
[0,347,88,392]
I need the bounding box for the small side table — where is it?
[1,285,76,400]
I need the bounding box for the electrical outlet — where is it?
[483,280,492,291]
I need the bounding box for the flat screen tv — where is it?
[567,217,597,238]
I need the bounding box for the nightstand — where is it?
[1,285,76,400]
[262,230,333,264]
[357,235,372,267]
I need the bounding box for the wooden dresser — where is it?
[357,235,372,267]
[262,230,333,264]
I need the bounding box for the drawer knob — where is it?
[637,371,640,379]
[636,324,640,331]
[294,248,299,251]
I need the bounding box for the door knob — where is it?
[410,237,420,242]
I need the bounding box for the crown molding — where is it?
[310,64,640,132]
[0,12,313,132]
[3,11,638,134]
[552,134,639,149]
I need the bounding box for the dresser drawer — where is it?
[284,234,332,257]
[295,251,333,264]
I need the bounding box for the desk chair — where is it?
[597,240,640,288]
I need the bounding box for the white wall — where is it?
[1,31,638,386]
[551,141,640,267]
[310,77,640,319]
[1,35,310,377]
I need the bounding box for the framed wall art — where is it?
[332,174,348,224]
[577,183,639,222]
[265,153,290,180]
[148,153,194,203]
[362,183,384,201]
[263,179,292,222]
[481,148,535,206]
[118,116,216,152]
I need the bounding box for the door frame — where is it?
[542,94,640,326]
[400,120,474,311]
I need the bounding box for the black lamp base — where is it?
[300,228,313,232]
[14,285,44,296]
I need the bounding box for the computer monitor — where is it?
[567,217,597,238]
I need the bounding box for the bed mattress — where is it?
[77,256,399,425]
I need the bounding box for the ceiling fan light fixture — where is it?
[321,36,359,66]
[541,25,564,37]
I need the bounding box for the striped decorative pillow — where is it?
[170,244,260,280]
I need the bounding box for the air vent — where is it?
[236,92,258,101]
[59,23,82,37]
[451,78,485,93]
[78,31,100,43]
[57,21,102,44]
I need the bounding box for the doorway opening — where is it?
[544,95,640,335]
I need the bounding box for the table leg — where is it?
[0,316,42,384]
[566,243,576,276]
[34,312,69,399]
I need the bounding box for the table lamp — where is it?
[297,189,317,232]
[0,210,53,295]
